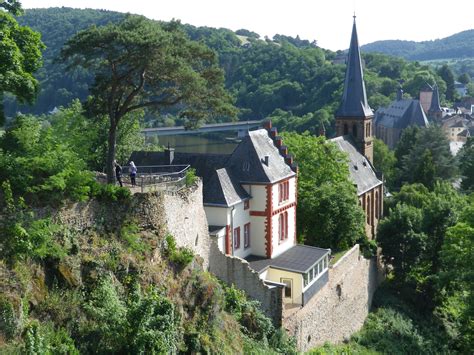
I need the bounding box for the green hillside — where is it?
[5,7,451,133]
[361,29,474,61]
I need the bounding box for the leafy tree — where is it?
[394,125,458,189]
[281,132,365,251]
[60,15,236,182]
[458,73,471,85]
[0,1,44,124]
[458,137,474,192]
[373,138,396,189]
[438,64,456,101]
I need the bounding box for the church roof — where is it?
[374,99,429,129]
[429,84,442,113]
[330,136,382,196]
[336,17,373,118]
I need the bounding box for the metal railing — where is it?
[118,164,190,193]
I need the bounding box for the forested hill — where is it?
[8,7,449,133]
[361,29,474,61]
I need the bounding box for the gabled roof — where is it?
[330,136,382,195]
[375,99,429,129]
[246,245,330,274]
[226,129,295,184]
[204,168,250,207]
[336,17,373,119]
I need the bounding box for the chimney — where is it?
[165,144,175,165]
[262,155,269,166]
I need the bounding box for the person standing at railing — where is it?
[114,160,123,187]
[129,161,137,186]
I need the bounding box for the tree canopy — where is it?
[0,2,44,124]
[281,132,366,252]
[60,15,236,182]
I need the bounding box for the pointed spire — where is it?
[336,17,373,118]
[429,83,442,112]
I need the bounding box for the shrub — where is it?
[0,298,18,340]
[185,168,197,187]
[91,181,131,202]
[164,234,194,266]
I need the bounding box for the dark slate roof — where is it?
[130,128,294,206]
[330,136,383,195]
[336,18,373,118]
[204,168,250,206]
[374,99,429,129]
[226,129,295,184]
[208,225,226,235]
[246,245,330,274]
[429,84,442,112]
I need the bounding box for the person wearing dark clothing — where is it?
[114,160,123,187]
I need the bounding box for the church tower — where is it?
[335,16,374,163]
[427,83,443,121]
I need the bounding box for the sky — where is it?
[20,0,474,51]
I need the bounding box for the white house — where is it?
[130,123,330,306]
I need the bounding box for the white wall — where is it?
[265,268,302,305]
[250,185,267,211]
[271,177,296,210]
[204,206,230,226]
[231,201,252,259]
[271,205,296,258]
[212,229,226,254]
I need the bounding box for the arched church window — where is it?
[352,124,357,138]
[344,123,348,135]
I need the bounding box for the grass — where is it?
[329,248,350,266]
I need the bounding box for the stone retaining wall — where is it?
[209,241,283,325]
[283,244,382,352]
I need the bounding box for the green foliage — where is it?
[281,132,366,252]
[0,297,18,340]
[60,15,236,182]
[185,167,198,187]
[394,125,458,189]
[373,138,397,190]
[0,6,44,125]
[90,182,131,202]
[164,234,194,266]
[458,137,474,192]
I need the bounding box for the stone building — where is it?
[374,88,429,149]
[419,83,434,113]
[427,83,444,121]
[332,16,383,240]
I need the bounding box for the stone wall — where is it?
[283,244,382,352]
[38,181,211,268]
[209,242,283,326]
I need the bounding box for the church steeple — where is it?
[335,16,374,163]
[428,83,443,121]
[336,16,373,118]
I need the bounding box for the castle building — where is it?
[332,16,383,239]
[374,87,430,149]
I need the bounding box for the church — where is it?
[330,16,383,239]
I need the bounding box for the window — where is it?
[281,278,292,299]
[278,212,288,241]
[244,223,251,248]
[344,123,349,135]
[352,124,357,138]
[244,199,250,210]
[233,227,240,250]
[278,181,289,203]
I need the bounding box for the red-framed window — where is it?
[278,212,288,242]
[244,200,250,210]
[244,223,251,249]
[278,181,290,204]
[233,226,241,250]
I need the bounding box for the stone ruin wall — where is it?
[283,244,383,352]
[40,181,211,268]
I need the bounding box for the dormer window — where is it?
[278,181,289,204]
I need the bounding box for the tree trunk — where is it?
[106,115,118,184]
